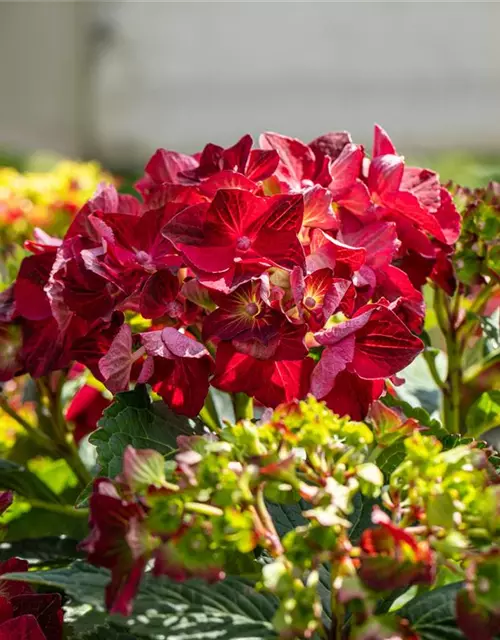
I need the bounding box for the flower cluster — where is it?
[1,126,461,419]
[81,398,500,640]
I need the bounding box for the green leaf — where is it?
[466,390,500,438]
[0,459,62,503]
[3,508,88,542]
[4,561,278,639]
[89,386,204,479]
[382,394,446,438]
[348,494,378,544]
[266,500,309,538]
[399,583,465,640]
[0,536,82,565]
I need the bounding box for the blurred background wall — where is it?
[1,1,500,170]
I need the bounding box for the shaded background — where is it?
[1,1,500,183]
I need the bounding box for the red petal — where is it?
[246,149,280,182]
[329,143,364,196]
[142,149,198,186]
[401,166,441,213]
[260,132,316,186]
[302,186,337,229]
[372,124,397,157]
[433,187,461,245]
[382,190,446,242]
[222,134,252,173]
[152,356,212,416]
[323,370,385,420]
[139,270,179,320]
[11,593,63,640]
[368,155,404,196]
[98,324,133,394]
[352,306,423,379]
[309,131,352,161]
[0,615,46,640]
[310,336,356,398]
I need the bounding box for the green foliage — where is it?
[399,583,465,640]
[89,385,204,479]
[4,561,278,640]
[466,390,500,438]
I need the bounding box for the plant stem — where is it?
[234,393,254,421]
[27,499,89,518]
[59,440,93,488]
[422,350,446,390]
[184,502,224,517]
[255,484,283,555]
[36,374,92,488]
[199,391,220,431]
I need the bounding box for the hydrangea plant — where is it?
[0,126,499,639]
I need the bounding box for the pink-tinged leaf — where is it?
[401,166,441,213]
[323,370,385,420]
[24,228,61,255]
[143,149,198,186]
[0,615,46,640]
[137,355,154,384]
[372,124,397,157]
[290,266,306,307]
[120,446,166,492]
[382,190,446,242]
[310,335,356,398]
[198,171,259,197]
[323,278,354,318]
[98,324,133,394]
[302,186,337,229]
[368,155,404,196]
[352,306,423,379]
[260,132,316,186]
[141,327,208,360]
[340,221,399,270]
[246,148,280,182]
[139,270,179,319]
[309,131,352,161]
[433,187,461,245]
[315,310,374,346]
[329,143,364,196]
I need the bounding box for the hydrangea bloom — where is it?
[2,125,461,419]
